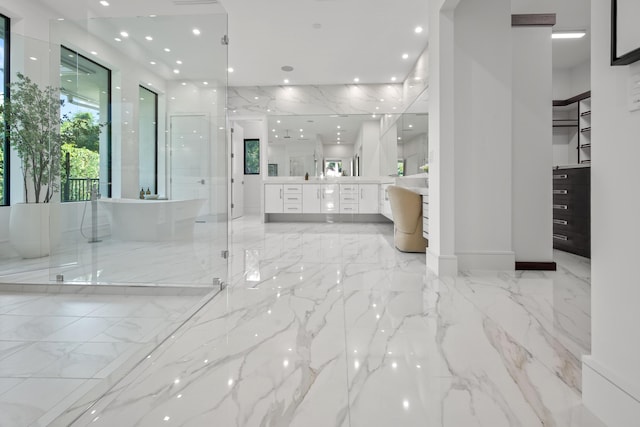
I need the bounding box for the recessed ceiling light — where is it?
[277,120,281,124]
[228,67,234,73]
[337,141,340,144]
[299,128,303,132]
[391,76,397,82]
[337,132,341,136]
[164,48,171,52]
[272,129,276,132]
[145,36,153,41]
[552,31,586,39]
[120,31,129,38]
[337,125,341,129]
[414,26,423,34]
[149,14,157,18]
[29,56,37,61]
[114,37,122,42]
[100,1,110,6]
[91,51,98,55]
[254,96,259,100]
[57,18,65,21]
[203,81,209,85]
[173,69,180,74]
[181,82,187,86]
[150,61,156,65]
[354,77,360,83]
[283,79,289,84]
[148,82,153,86]
[176,60,183,65]
[402,53,409,60]
[193,28,201,36]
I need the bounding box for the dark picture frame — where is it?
[611,0,640,65]
[243,138,260,175]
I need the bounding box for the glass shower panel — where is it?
[45,12,228,289]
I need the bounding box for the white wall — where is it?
[512,26,553,263]
[582,1,640,424]
[401,133,428,176]
[453,0,514,270]
[235,119,266,215]
[354,121,381,177]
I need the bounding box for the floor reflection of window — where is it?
[60,46,111,202]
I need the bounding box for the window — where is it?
[0,14,9,206]
[325,160,342,177]
[139,86,158,194]
[244,139,259,175]
[60,46,111,202]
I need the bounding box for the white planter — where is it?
[9,203,57,259]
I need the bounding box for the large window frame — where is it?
[60,46,111,201]
[0,14,10,206]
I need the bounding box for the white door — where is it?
[231,124,244,219]
[170,114,210,215]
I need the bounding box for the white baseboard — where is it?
[456,251,515,271]
[426,249,458,276]
[583,356,640,427]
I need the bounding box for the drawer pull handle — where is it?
[553,174,568,180]
[553,219,568,225]
[553,204,568,210]
[287,207,298,211]
[553,190,568,195]
[553,234,568,241]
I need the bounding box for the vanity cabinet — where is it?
[359,184,379,214]
[552,166,590,257]
[422,192,429,239]
[321,184,340,213]
[302,184,321,213]
[283,184,302,213]
[264,184,283,213]
[339,184,359,213]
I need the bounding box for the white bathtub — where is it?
[99,198,205,241]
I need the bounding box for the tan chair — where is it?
[387,185,427,253]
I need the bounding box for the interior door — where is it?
[170,114,210,215]
[231,123,244,219]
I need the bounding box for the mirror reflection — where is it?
[266,89,429,177]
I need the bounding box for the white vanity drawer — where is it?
[284,194,302,203]
[284,203,302,213]
[340,204,359,214]
[340,184,359,194]
[284,184,302,194]
[340,193,358,204]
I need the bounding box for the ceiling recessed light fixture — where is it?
[203,81,209,85]
[164,48,171,52]
[145,36,153,41]
[114,37,122,42]
[120,31,129,38]
[91,51,98,55]
[414,26,423,34]
[181,82,187,86]
[150,61,156,65]
[193,28,201,36]
[173,69,180,74]
[552,31,586,39]
[283,79,289,84]
[402,53,409,60]
[354,77,360,83]
[100,0,110,6]
[29,56,37,61]
[227,67,234,73]
[176,60,183,64]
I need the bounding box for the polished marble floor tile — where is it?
[61,216,603,427]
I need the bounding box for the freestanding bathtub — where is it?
[99,198,205,241]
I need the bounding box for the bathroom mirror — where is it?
[267,114,380,177]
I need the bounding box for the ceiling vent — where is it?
[173,0,218,5]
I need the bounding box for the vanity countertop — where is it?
[263,176,395,185]
[553,164,591,170]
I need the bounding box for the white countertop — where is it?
[553,164,591,170]
[263,176,394,185]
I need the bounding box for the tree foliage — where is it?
[0,72,62,203]
[61,111,101,152]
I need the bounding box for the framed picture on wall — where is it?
[611,0,640,65]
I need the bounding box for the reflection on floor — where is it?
[0,216,227,287]
[56,216,603,427]
[0,292,209,426]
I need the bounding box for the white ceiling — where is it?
[37,0,590,84]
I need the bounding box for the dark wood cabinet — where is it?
[552,166,590,258]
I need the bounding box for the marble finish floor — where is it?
[0,292,210,427]
[57,216,603,426]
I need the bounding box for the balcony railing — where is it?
[63,178,99,202]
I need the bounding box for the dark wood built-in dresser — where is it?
[552,165,590,258]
